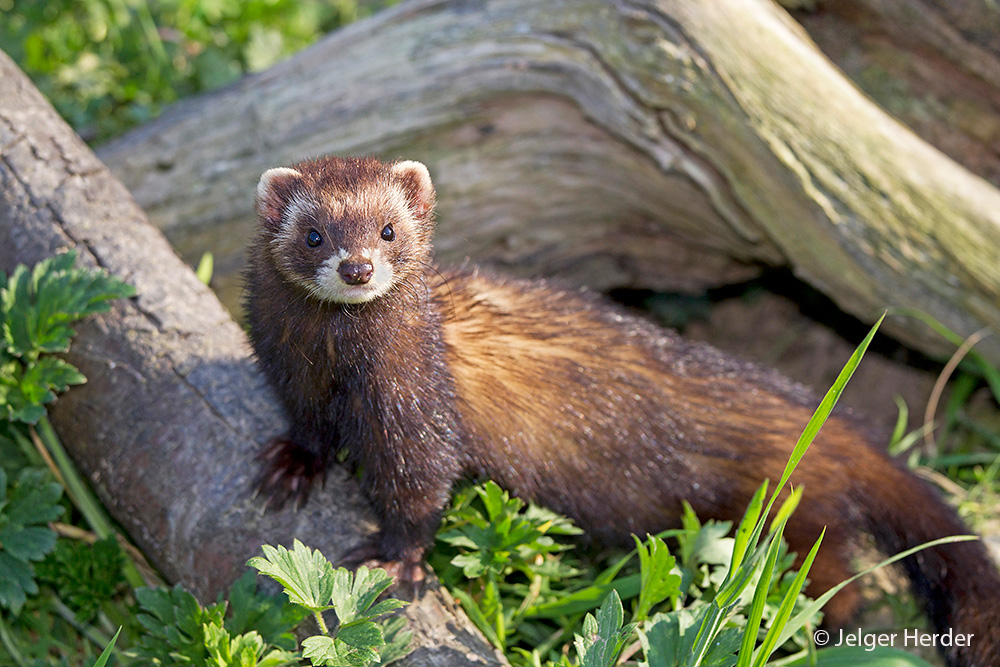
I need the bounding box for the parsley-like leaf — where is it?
[0,467,63,614]
[248,541,413,667]
[0,250,134,424]
[247,540,336,613]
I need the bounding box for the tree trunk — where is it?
[97,0,1000,366]
[794,0,1000,188]
[0,50,503,667]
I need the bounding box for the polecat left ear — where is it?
[256,167,303,229]
[391,160,436,219]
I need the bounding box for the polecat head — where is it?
[255,156,436,304]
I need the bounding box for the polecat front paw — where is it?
[254,437,326,510]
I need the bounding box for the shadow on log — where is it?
[0,50,503,667]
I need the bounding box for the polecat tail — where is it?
[859,461,1000,667]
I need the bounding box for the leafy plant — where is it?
[573,591,634,667]
[0,0,388,142]
[433,480,583,652]
[0,250,144,596]
[129,572,304,667]
[0,467,64,614]
[225,570,306,652]
[36,535,126,623]
[0,250,134,425]
[0,252,406,667]
[0,251,139,664]
[248,540,413,667]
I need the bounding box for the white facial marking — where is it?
[309,247,395,304]
[270,190,318,254]
[367,247,395,300]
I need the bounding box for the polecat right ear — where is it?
[256,167,303,228]
[391,160,436,219]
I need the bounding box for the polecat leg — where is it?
[255,436,328,510]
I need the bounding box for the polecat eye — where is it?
[380,224,395,242]
[306,229,323,247]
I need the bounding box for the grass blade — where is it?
[92,626,121,667]
[773,535,977,649]
[752,530,825,667]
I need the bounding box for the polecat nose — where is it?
[338,260,374,285]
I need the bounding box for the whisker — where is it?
[419,260,457,321]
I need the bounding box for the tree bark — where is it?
[0,50,503,667]
[794,0,1000,188]
[97,0,1000,365]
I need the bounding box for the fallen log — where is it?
[0,49,503,667]
[98,0,1000,365]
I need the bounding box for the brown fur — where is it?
[245,156,1000,667]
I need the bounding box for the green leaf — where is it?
[0,551,38,613]
[0,251,133,424]
[774,314,884,495]
[131,574,306,667]
[735,520,789,667]
[729,480,767,574]
[633,535,680,622]
[524,573,641,619]
[450,586,502,648]
[131,584,226,664]
[338,620,383,650]
[205,623,269,667]
[640,608,700,667]
[332,566,395,624]
[302,634,378,667]
[642,610,739,667]
[364,597,408,620]
[24,356,88,394]
[377,615,413,666]
[2,251,134,360]
[93,626,122,667]
[751,529,825,667]
[302,635,339,665]
[247,540,336,612]
[0,467,63,614]
[196,252,215,285]
[3,364,51,423]
[0,525,58,562]
[451,551,489,578]
[523,503,584,536]
[5,466,64,526]
[224,570,308,651]
[575,591,634,667]
[701,628,740,667]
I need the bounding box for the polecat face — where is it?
[255,158,436,304]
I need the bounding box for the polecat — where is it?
[244,156,1000,667]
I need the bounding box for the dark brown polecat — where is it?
[245,156,1000,667]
